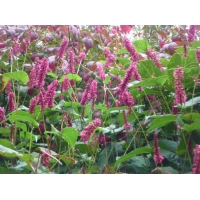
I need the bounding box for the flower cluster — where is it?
[8,92,16,112]
[173,66,186,105]
[0,107,6,123]
[5,81,12,95]
[29,80,58,113]
[196,49,200,65]
[104,48,115,68]
[80,118,101,143]
[98,133,111,144]
[57,38,69,59]
[123,37,139,62]
[188,25,196,42]
[97,63,106,81]
[153,132,164,165]
[147,49,165,71]
[123,110,131,131]
[114,62,136,95]
[182,44,188,57]
[80,80,91,106]
[67,47,75,73]
[192,144,200,174]
[41,150,51,167]
[90,80,98,109]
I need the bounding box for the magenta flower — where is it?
[41,150,51,167]
[57,38,69,59]
[123,110,131,131]
[114,63,136,95]
[60,77,70,92]
[29,96,37,114]
[28,58,42,88]
[67,47,75,73]
[90,79,98,109]
[45,80,58,108]
[196,49,200,65]
[5,81,12,94]
[153,132,164,165]
[173,66,186,105]
[119,91,135,107]
[38,88,47,112]
[123,37,139,62]
[8,92,16,112]
[104,48,116,68]
[98,133,111,144]
[37,57,49,89]
[147,49,165,71]
[131,62,141,81]
[80,80,91,106]
[188,25,196,42]
[79,52,86,62]
[80,118,101,143]
[192,144,200,174]
[0,107,6,122]
[38,120,45,134]
[97,63,106,81]
[115,99,121,107]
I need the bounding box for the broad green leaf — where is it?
[185,49,198,67]
[148,115,177,131]
[131,75,168,88]
[0,144,23,158]
[0,139,14,150]
[184,119,200,132]
[0,71,29,92]
[114,147,153,168]
[61,127,78,148]
[103,76,111,84]
[98,143,114,170]
[67,74,82,82]
[8,115,39,127]
[20,132,41,142]
[116,48,128,54]
[190,41,200,48]
[167,54,182,69]
[158,140,178,153]
[133,39,150,53]
[47,72,58,79]
[116,57,131,68]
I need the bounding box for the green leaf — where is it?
[190,41,200,48]
[167,54,182,69]
[131,75,168,88]
[1,71,29,84]
[0,71,29,92]
[103,76,111,84]
[158,140,178,153]
[61,127,78,148]
[116,57,131,68]
[0,139,14,150]
[114,147,153,168]
[116,48,128,54]
[98,143,114,170]
[8,115,39,127]
[67,74,82,82]
[133,39,150,53]
[47,72,58,79]
[148,115,177,132]
[0,144,23,158]
[184,119,200,132]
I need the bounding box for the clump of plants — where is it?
[0,25,200,174]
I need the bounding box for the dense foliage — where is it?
[0,25,200,174]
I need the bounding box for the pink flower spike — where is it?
[192,144,200,174]
[123,110,131,131]
[147,49,165,71]
[188,25,196,42]
[8,92,16,112]
[173,66,186,105]
[123,37,139,62]
[57,38,69,59]
[153,132,164,165]
[97,63,106,81]
[0,107,6,122]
